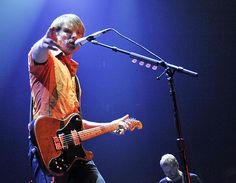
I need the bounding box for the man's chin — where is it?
[169,175,181,181]
[69,46,78,53]
[63,48,77,55]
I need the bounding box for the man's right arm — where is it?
[31,38,50,63]
[31,27,59,63]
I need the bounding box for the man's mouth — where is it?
[68,42,76,49]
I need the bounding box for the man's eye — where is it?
[76,31,82,35]
[63,28,72,34]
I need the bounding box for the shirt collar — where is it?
[52,50,78,76]
[51,49,63,57]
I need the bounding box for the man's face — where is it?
[162,164,179,180]
[56,23,83,55]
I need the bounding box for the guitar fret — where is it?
[78,123,118,141]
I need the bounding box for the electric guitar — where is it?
[30,113,142,176]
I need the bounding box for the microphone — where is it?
[74,28,112,47]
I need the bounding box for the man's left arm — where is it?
[82,114,130,135]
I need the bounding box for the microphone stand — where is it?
[91,40,198,183]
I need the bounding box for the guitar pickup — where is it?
[71,130,80,146]
[52,136,63,150]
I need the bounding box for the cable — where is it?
[110,28,165,62]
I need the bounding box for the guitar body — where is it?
[29,113,142,176]
[30,113,93,176]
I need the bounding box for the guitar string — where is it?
[62,126,111,140]
[61,122,118,140]
[58,122,132,145]
[61,117,135,140]
[60,128,113,145]
[56,119,137,145]
[60,120,137,143]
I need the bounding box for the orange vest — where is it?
[28,50,81,120]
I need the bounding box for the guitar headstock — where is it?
[126,118,143,131]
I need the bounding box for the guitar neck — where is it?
[78,123,119,142]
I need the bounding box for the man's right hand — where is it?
[31,27,60,63]
[40,27,60,51]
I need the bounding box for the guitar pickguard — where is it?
[48,114,89,175]
[31,114,93,176]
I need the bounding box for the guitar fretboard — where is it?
[78,123,119,141]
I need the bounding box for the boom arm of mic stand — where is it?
[91,40,198,78]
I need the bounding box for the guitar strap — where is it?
[28,75,81,182]
[75,75,82,116]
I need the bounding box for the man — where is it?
[28,14,132,183]
[159,154,202,183]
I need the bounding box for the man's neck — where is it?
[51,49,72,59]
[166,170,183,182]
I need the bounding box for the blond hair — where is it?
[51,14,85,35]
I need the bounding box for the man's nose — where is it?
[71,32,78,39]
